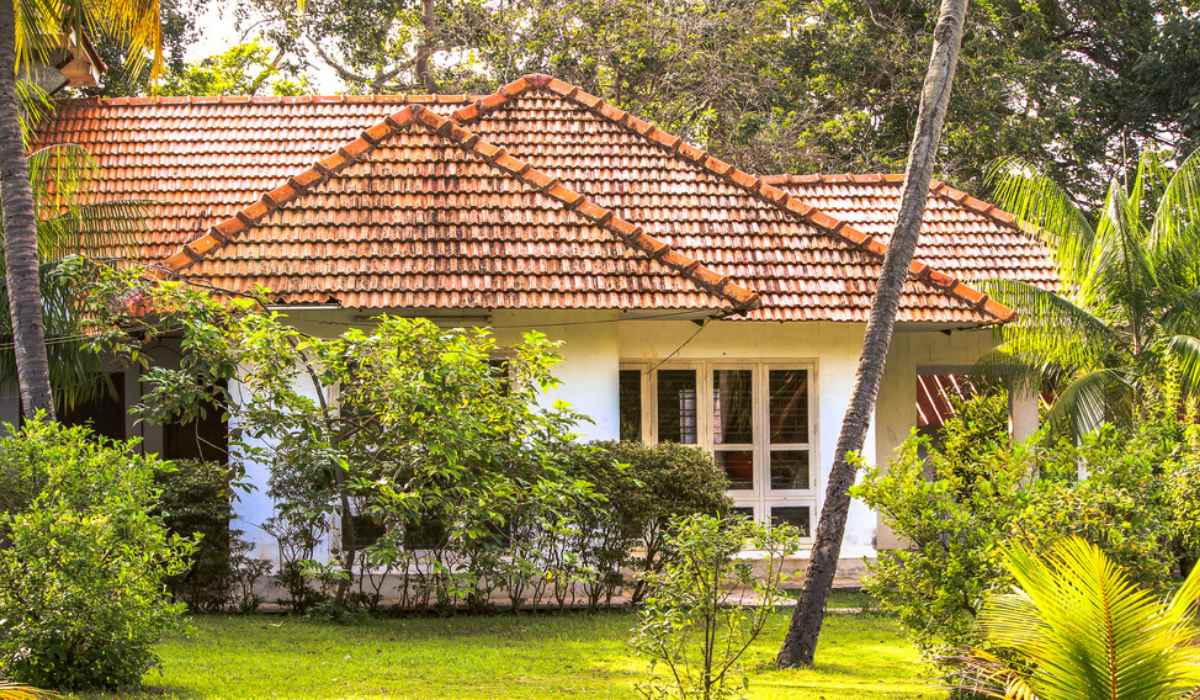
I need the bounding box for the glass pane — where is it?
[657,369,698,443]
[770,450,810,490]
[712,369,753,444]
[619,369,643,442]
[770,506,812,537]
[769,369,808,443]
[732,506,755,522]
[715,450,754,490]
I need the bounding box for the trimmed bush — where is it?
[157,459,235,612]
[0,417,193,690]
[576,441,732,604]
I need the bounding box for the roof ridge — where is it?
[156,100,759,313]
[761,173,906,185]
[927,179,1021,230]
[763,173,1024,232]
[454,75,1013,323]
[58,94,485,108]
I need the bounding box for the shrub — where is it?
[852,392,1035,653]
[157,459,235,611]
[580,441,732,605]
[631,513,800,700]
[0,417,193,690]
[855,388,1196,665]
[1012,424,1177,587]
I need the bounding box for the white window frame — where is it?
[620,359,818,541]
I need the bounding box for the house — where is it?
[30,74,1055,571]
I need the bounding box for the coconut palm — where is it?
[964,536,1200,699]
[983,150,1200,436]
[0,143,143,411]
[0,0,161,417]
[0,681,53,699]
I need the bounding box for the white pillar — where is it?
[1010,384,1039,444]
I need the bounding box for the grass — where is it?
[81,602,940,699]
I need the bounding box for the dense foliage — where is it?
[0,418,192,690]
[204,0,1200,197]
[853,386,1200,670]
[631,513,801,700]
[575,441,732,606]
[78,269,733,613]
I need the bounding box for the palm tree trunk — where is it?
[0,0,54,418]
[776,0,969,668]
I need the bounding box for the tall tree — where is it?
[0,0,161,416]
[0,144,145,411]
[776,0,969,668]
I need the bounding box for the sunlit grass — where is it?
[76,604,939,699]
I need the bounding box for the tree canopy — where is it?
[187,0,1200,198]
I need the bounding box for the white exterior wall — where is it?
[228,364,330,562]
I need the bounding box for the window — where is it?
[625,361,816,537]
[58,372,126,441]
[769,505,812,538]
[768,369,810,492]
[619,369,643,441]
[656,369,698,444]
[712,369,753,489]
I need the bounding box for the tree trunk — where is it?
[776,0,969,668]
[415,0,436,92]
[0,1,54,418]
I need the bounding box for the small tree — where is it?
[632,513,800,700]
[0,418,192,690]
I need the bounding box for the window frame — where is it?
[621,358,818,541]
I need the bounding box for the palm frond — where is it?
[982,280,1119,371]
[85,0,164,81]
[1045,368,1127,438]
[1150,148,1200,260]
[26,143,98,212]
[1092,179,1156,333]
[979,537,1200,700]
[14,79,52,148]
[0,680,56,698]
[972,346,1047,396]
[12,0,162,83]
[36,200,150,261]
[987,157,1098,290]
[1158,287,1200,336]
[1164,335,1200,401]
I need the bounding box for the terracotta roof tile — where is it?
[35,76,1054,323]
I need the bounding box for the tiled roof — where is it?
[762,174,1057,290]
[36,75,1051,323]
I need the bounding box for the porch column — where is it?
[1009,384,1039,443]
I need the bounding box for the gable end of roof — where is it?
[157,99,760,313]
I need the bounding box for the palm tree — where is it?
[0,0,161,417]
[777,0,969,668]
[983,150,1200,436]
[963,536,1200,699]
[0,143,143,411]
[0,681,53,699]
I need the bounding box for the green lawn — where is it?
[83,606,941,699]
